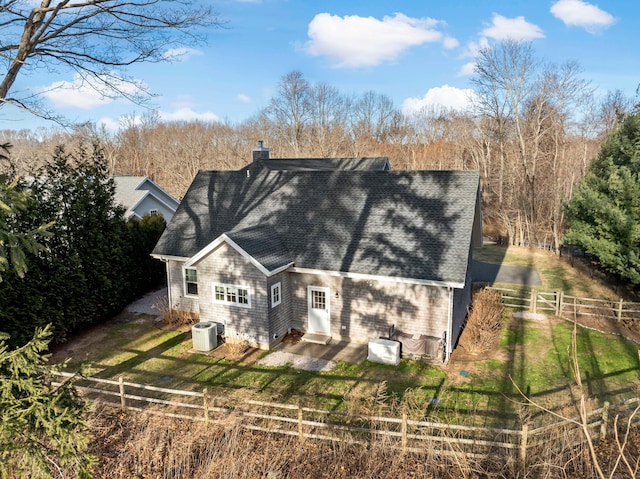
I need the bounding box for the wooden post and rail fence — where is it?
[51,372,640,464]
[489,287,640,324]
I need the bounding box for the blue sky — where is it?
[5,0,639,131]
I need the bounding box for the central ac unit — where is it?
[192,322,217,352]
[367,338,401,365]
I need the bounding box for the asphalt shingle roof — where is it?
[153,164,480,286]
[226,225,292,273]
[113,176,146,215]
[257,157,390,171]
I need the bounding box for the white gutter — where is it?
[290,267,464,289]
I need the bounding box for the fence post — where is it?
[520,424,528,465]
[617,298,624,323]
[600,401,610,440]
[401,410,408,455]
[556,291,564,316]
[203,388,209,423]
[118,376,126,409]
[530,291,537,313]
[298,406,304,442]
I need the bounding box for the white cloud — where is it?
[162,48,204,61]
[41,73,147,109]
[304,12,456,68]
[159,107,219,122]
[550,0,615,33]
[443,36,459,49]
[463,37,490,58]
[96,116,122,131]
[458,62,477,76]
[481,14,545,41]
[237,93,252,103]
[402,85,476,114]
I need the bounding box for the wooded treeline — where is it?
[2,42,636,252]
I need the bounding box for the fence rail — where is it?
[52,372,640,464]
[490,287,640,324]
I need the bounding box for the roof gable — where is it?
[113,176,179,219]
[186,226,293,276]
[154,166,480,286]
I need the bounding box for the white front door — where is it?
[307,286,330,335]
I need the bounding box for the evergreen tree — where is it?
[128,213,167,293]
[564,107,640,283]
[0,143,51,282]
[0,144,152,346]
[0,325,96,478]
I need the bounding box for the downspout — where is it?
[162,258,172,307]
[445,287,453,363]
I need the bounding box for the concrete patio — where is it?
[275,339,368,364]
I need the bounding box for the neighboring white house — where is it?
[113,176,179,222]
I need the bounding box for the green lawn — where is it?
[53,244,638,427]
[473,244,619,297]
[63,309,640,428]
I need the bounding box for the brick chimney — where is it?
[252,140,270,161]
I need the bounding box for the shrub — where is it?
[461,288,504,354]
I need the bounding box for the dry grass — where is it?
[459,288,504,354]
[85,401,640,479]
[155,296,199,329]
[88,403,497,479]
[224,338,251,357]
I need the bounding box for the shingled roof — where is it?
[153,162,480,287]
[257,157,390,171]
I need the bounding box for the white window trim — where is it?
[271,282,281,308]
[183,267,199,298]
[212,282,252,309]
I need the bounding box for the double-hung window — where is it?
[185,268,198,296]
[271,282,281,308]
[213,283,251,308]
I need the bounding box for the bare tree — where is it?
[595,89,636,140]
[266,70,313,155]
[0,0,219,122]
[308,81,350,157]
[349,91,400,156]
[471,41,595,248]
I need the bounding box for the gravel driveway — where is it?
[471,260,541,285]
[125,287,168,316]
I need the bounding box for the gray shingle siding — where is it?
[289,273,449,343]
[267,271,292,346]
[452,243,474,349]
[167,260,199,313]
[191,243,270,347]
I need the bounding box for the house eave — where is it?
[184,234,293,277]
[139,177,180,207]
[150,254,190,262]
[127,190,178,218]
[289,267,464,289]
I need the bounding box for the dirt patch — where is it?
[281,328,304,344]
[48,310,152,364]
[206,342,264,363]
[561,314,640,344]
